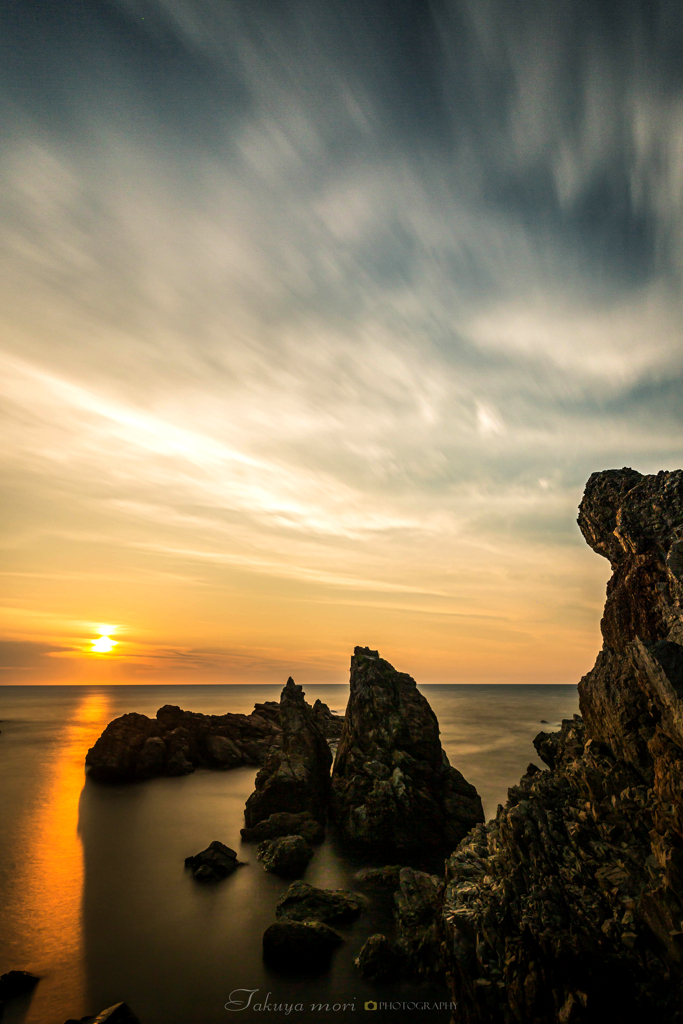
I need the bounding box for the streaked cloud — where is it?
[1,0,682,684]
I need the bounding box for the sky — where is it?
[2,0,683,686]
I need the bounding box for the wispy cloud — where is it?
[1,0,682,683]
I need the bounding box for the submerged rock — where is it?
[243,678,332,829]
[331,647,483,854]
[257,835,313,876]
[442,468,683,1022]
[184,840,241,882]
[275,880,366,923]
[262,920,342,972]
[240,810,325,844]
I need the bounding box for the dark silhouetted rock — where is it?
[243,678,332,828]
[257,835,313,876]
[241,810,325,844]
[442,468,683,1023]
[184,841,241,882]
[262,920,342,972]
[331,647,483,854]
[0,972,39,1001]
[85,701,287,783]
[275,880,366,923]
[63,1004,141,1024]
[354,933,406,982]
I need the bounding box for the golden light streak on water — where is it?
[3,691,111,1024]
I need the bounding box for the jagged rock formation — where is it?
[85,685,343,784]
[443,468,683,1023]
[243,678,332,828]
[331,647,483,853]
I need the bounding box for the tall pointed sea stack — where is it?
[443,469,683,1023]
[244,677,332,828]
[331,647,484,853]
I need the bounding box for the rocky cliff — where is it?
[442,468,683,1023]
[332,647,484,854]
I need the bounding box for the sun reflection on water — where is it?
[3,691,111,1024]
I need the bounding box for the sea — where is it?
[0,683,580,1024]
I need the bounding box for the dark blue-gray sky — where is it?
[2,0,682,683]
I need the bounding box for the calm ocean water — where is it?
[0,683,579,1024]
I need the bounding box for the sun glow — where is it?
[91,635,117,654]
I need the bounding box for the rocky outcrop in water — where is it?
[243,678,332,828]
[331,647,483,854]
[442,468,683,1023]
[184,841,242,882]
[85,683,343,784]
[85,703,281,783]
[257,835,313,876]
[0,971,39,1020]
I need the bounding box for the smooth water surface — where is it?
[0,683,579,1024]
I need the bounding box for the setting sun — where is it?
[91,636,117,654]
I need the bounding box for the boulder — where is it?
[262,920,342,972]
[354,933,406,982]
[275,880,366,923]
[0,972,39,1001]
[240,810,325,844]
[184,841,241,882]
[442,468,683,1022]
[243,678,332,828]
[331,647,484,854]
[257,835,313,876]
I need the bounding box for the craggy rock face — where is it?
[331,647,483,854]
[577,467,683,655]
[442,468,683,1024]
[243,678,332,828]
[577,468,683,769]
